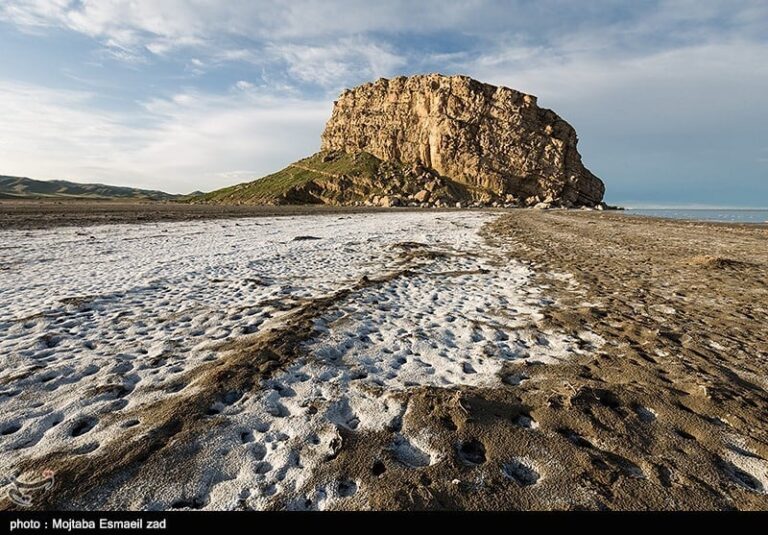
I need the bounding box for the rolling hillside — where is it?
[193,151,495,207]
[0,175,181,201]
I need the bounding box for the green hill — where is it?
[193,151,498,207]
[0,175,181,201]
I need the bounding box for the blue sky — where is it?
[0,1,766,206]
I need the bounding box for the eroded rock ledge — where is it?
[321,74,605,207]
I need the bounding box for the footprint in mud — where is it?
[107,399,129,412]
[165,381,187,394]
[503,373,529,386]
[502,458,540,486]
[0,422,22,436]
[80,364,99,377]
[557,428,593,448]
[440,416,458,431]
[326,399,359,430]
[206,403,224,416]
[38,371,58,384]
[599,452,645,479]
[513,413,539,430]
[723,460,765,493]
[222,390,244,405]
[572,387,624,414]
[0,389,21,400]
[722,446,768,494]
[457,438,486,466]
[250,443,267,461]
[260,483,278,497]
[389,435,432,468]
[349,369,368,381]
[73,442,100,455]
[110,361,133,374]
[323,429,344,462]
[335,479,358,498]
[675,428,697,441]
[727,443,766,461]
[371,460,387,476]
[44,414,64,432]
[655,463,678,488]
[170,496,208,510]
[270,383,295,398]
[557,428,644,479]
[254,461,273,475]
[70,417,98,437]
[291,371,311,383]
[633,405,657,423]
[37,334,63,349]
[265,401,290,418]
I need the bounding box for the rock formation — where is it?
[321,74,604,206]
[198,74,606,208]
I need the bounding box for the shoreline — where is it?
[1,199,766,232]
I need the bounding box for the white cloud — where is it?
[268,37,406,89]
[0,1,766,202]
[2,1,765,94]
[7,1,760,43]
[0,2,414,91]
[462,39,768,133]
[0,81,330,193]
[234,80,255,91]
[0,0,478,45]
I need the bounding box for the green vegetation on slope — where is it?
[195,152,385,204]
[0,175,180,201]
[193,151,497,207]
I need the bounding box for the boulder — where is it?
[414,190,431,203]
[379,196,402,207]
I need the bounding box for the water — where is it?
[625,209,768,224]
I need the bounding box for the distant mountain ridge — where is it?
[0,175,181,201]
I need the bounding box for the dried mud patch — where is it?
[686,255,759,271]
[477,210,768,510]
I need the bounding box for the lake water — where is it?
[624,209,768,224]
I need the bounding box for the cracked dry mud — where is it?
[1,209,766,510]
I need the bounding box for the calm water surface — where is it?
[624,209,768,224]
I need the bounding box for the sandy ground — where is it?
[0,200,462,230]
[0,207,766,510]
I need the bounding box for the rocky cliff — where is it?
[321,74,604,206]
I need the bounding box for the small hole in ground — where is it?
[372,460,387,476]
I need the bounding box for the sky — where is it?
[0,1,766,206]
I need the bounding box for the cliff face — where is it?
[321,74,605,206]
